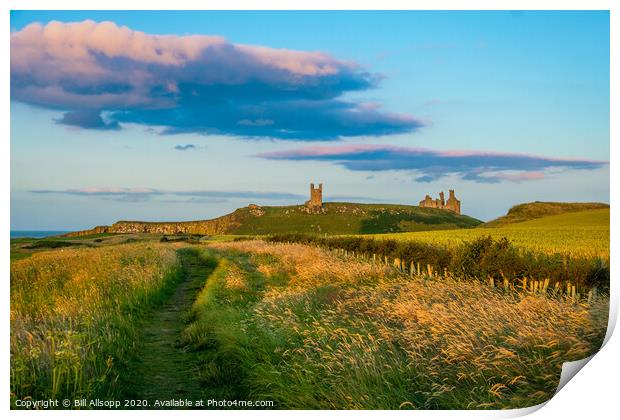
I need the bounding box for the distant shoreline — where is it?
[10,231,71,239]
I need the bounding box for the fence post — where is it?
[587,286,597,304]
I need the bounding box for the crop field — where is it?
[369,209,610,259]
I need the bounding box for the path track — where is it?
[123,248,214,405]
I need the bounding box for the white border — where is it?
[3,1,617,419]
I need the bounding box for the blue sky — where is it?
[10,10,609,229]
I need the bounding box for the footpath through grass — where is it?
[10,243,221,409]
[121,248,217,407]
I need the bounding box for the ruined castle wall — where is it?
[419,191,461,214]
[419,196,441,208]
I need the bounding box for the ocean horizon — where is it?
[10,230,71,239]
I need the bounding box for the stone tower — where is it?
[444,189,461,214]
[305,183,323,212]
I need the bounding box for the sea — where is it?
[10,231,71,239]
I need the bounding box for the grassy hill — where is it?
[370,208,610,258]
[68,202,482,237]
[484,201,609,227]
[227,203,482,235]
[507,208,610,229]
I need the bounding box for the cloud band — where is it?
[257,144,607,183]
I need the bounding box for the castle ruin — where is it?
[305,183,323,212]
[419,189,461,214]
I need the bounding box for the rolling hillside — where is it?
[67,202,482,237]
[483,201,609,227]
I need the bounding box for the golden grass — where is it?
[10,242,181,403]
[211,240,390,287]
[206,240,608,409]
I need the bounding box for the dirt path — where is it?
[123,248,214,405]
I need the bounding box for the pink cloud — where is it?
[11,20,422,139]
[11,20,345,74]
[10,20,357,110]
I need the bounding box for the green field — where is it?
[369,209,610,259]
[483,201,609,227]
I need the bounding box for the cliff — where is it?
[66,209,244,237]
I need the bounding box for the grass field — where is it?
[10,211,610,409]
[185,240,607,409]
[10,242,183,404]
[369,209,610,259]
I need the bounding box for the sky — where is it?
[10,10,610,230]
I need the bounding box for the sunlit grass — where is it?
[10,242,182,405]
[185,240,608,409]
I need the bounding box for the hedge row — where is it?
[267,234,609,291]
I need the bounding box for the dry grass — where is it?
[10,243,182,403]
[211,240,390,287]
[203,240,608,409]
